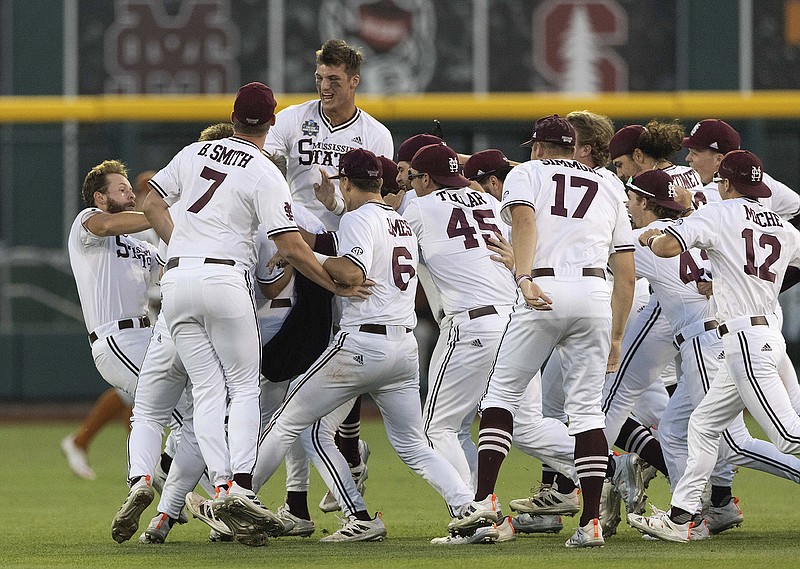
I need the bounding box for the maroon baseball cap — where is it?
[464,149,511,180]
[330,148,383,180]
[682,119,740,154]
[397,134,444,163]
[411,144,471,188]
[521,114,576,147]
[626,169,686,212]
[609,125,646,160]
[378,156,401,195]
[717,150,771,198]
[233,82,277,126]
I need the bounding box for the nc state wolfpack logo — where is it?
[284,202,294,221]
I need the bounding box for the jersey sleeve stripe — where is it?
[501,199,535,212]
[342,254,368,282]
[148,178,167,198]
[156,253,167,267]
[265,226,300,238]
[613,244,636,252]
[664,226,689,251]
[257,271,283,285]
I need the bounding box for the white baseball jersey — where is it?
[632,219,713,334]
[665,198,800,322]
[763,172,800,220]
[149,136,297,266]
[336,201,417,328]
[403,186,515,316]
[264,100,394,229]
[691,181,723,209]
[254,203,326,306]
[501,158,635,270]
[68,208,158,332]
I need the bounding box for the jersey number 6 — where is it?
[391,246,416,290]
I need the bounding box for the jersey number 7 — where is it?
[188,167,228,213]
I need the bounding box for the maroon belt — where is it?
[719,316,768,336]
[358,324,412,335]
[164,257,235,272]
[89,316,151,344]
[531,267,606,279]
[468,306,497,320]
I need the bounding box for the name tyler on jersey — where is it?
[298,139,355,166]
[197,143,255,168]
[744,204,783,228]
[434,189,488,208]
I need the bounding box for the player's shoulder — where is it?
[357,107,392,134]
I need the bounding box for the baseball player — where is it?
[139,82,367,547]
[264,39,393,231]
[248,148,496,545]
[625,169,800,539]
[68,160,158,398]
[683,118,800,221]
[450,115,635,548]
[629,150,800,542]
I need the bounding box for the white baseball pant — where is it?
[481,276,611,435]
[91,326,152,396]
[422,306,513,488]
[252,329,474,512]
[672,317,800,513]
[160,261,262,487]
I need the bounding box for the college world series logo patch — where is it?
[302,119,319,137]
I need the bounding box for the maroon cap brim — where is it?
[738,181,772,198]
[429,172,472,188]
[681,136,717,152]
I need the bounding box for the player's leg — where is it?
[62,388,132,480]
[113,315,189,543]
[423,316,504,487]
[475,308,559,504]
[725,328,800,454]
[253,331,367,491]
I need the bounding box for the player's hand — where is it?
[313,169,338,211]
[384,189,406,211]
[520,279,553,310]
[638,228,663,248]
[335,279,375,299]
[672,185,694,211]
[697,280,713,298]
[606,339,622,373]
[486,234,514,272]
[134,170,156,211]
[267,251,288,272]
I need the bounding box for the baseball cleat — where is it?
[448,494,500,535]
[612,453,646,515]
[185,491,233,541]
[275,504,315,537]
[319,512,386,542]
[212,488,282,547]
[511,513,563,534]
[627,506,691,543]
[111,475,155,543]
[431,525,500,545]
[494,516,516,542]
[319,439,371,513]
[60,435,96,480]
[599,477,622,537]
[138,513,172,544]
[509,485,580,516]
[565,517,605,548]
[703,497,743,534]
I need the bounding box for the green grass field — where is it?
[2,418,800,568]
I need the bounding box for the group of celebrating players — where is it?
[64,38,800,548]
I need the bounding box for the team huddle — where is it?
[66,39,800,548]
